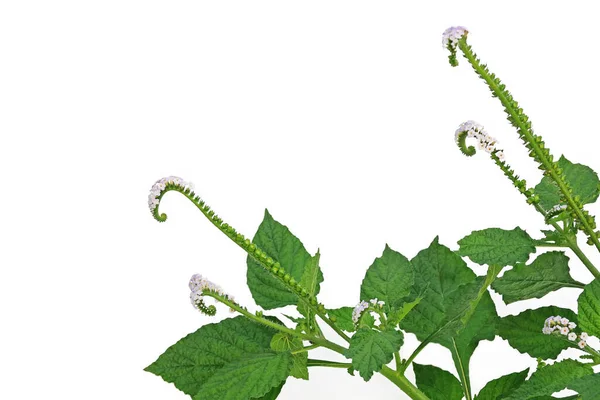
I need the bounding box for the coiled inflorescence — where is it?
[454,121,540,205]
[542,315,589,349]
[352,299,385,325]
[454,120,502,159]
[149,176,327,318]
[446,28,599,246]
[442,26,468,67]
[189,273,236,316]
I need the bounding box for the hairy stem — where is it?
[457,39,600,255]
[206,292,346,354]
[380,366,430,400]
[153,186,350,343]
[535,204,600,278]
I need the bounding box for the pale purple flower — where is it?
[442,26,468,48]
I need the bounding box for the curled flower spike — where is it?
[148,176,195,216]
[442,26,468,66]
[352,299,385,325]
[147,176,349,340]
[448,29,600,253]
[352,301,370,324]
[542,315,591,349]
[189,274,236,316]
[454,120,499,157]
[455,121,541,206]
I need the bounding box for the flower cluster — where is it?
[352,298,385,324]
[542,315,588,349]
[148,176,195,213]
[455,120,503,159]
[442,26,468,49]
[189,273,235,315]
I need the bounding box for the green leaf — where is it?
[578,278,600,337]
[327,307,356,332]
[298,251,324,332]
[193,352,292,400]
[344,328,403,381]
[441,292,498,399]
[474,369,528,400]
[458,227,536,266]
[502,360,593,400]
[497,306,578,359]
[145,316,278,396]
[256,384,285,400]
[568,373,600,400]
[387,297,422,327]
[401,237,477,342]
[270,333,308,380]
[535,156,600,210]
[247,210,312,309]
[413,363,463,400]
[360,245,414,311]
[492,252,583,304]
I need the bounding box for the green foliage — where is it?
[413,363,463,400]
[492,252,583,304]
[145,316,281,397]
[502,360,593,400]
[568,373,600,400]
[441,292,497,398]
[458,227,536,266]
[298,251,324,333]
[387,297,422,327]
[535,156,600,211]
[247,210,313,309]
[270,333,308,380]
[344,328,404,381]
[401,237,477,341]
[193,352,292,400]
[327,307,356,332]
[497,306,578,359]
[474,369,528,400]
[360,245,414,311]
[578,278,600,337]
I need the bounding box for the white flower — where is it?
[560,318,570,326]
[370,298,379,306]
[553,316,563,323]
[378,300,385,308]
[568,322,577,330]
[352,300,370,324]
[560,327,570,335]
[580,332,589,341]
[496,150,505,161]
[442,26,468,48]
[578,340,587,349]
[542,326,553,335]
[568,332,577,341]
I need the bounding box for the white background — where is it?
[2,1,600,399]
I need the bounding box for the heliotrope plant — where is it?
[145,28,600,400]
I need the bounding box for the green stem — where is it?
[292,344,321,354]
[380,366,430,400]
[451,338,472,400]
[206,292,347,354]
[399,340,428,374]
[154,186,351,343]
[394,351,402,371]
[458,39,600,255]
[536,204,600,279]
[307,359,352,368]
